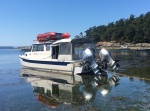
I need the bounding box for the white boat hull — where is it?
[19,57,75,74]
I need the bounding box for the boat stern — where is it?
[73,61,91,74]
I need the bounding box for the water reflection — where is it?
[108,50,150,79]
[134,50,150,57]
[20,68,119,108]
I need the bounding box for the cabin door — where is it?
[52,45,59,59]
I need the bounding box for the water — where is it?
[0,49,150,111]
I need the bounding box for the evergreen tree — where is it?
[85,12,150,43]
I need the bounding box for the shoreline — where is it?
[96,42,150,50]
[97,46,150,50]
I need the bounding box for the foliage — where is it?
[85,12,150,43]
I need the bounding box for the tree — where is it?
[84,12,150,43]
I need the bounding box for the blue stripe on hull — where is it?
[20,57,70,66]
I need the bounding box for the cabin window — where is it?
[73,44,84,60]
[52,45,59,59]
[46,43,51,51]
[32,44,44,52]
[52,84,59,97]
[59,42,71,55]
[84,43,95,52]
[72,43,95,60]
[46,90,51,97]
[33,86,45,94]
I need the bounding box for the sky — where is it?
[0,0,150,46]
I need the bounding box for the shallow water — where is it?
[0,49,150,111]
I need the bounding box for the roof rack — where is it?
[33,40,56,44]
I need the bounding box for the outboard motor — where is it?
[99,48,119,70]
[82,48,101,76]
[99,75,119,96]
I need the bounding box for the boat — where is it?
[20,68,119,106]
[19,32,119,75]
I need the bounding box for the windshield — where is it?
[32,44,44,52]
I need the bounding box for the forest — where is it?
[85,12,150,44]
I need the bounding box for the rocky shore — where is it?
[16,42,150,50]
[96,42,150,49]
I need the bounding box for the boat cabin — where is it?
[30,38,95,61]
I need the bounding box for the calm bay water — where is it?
[0,49,150,111]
